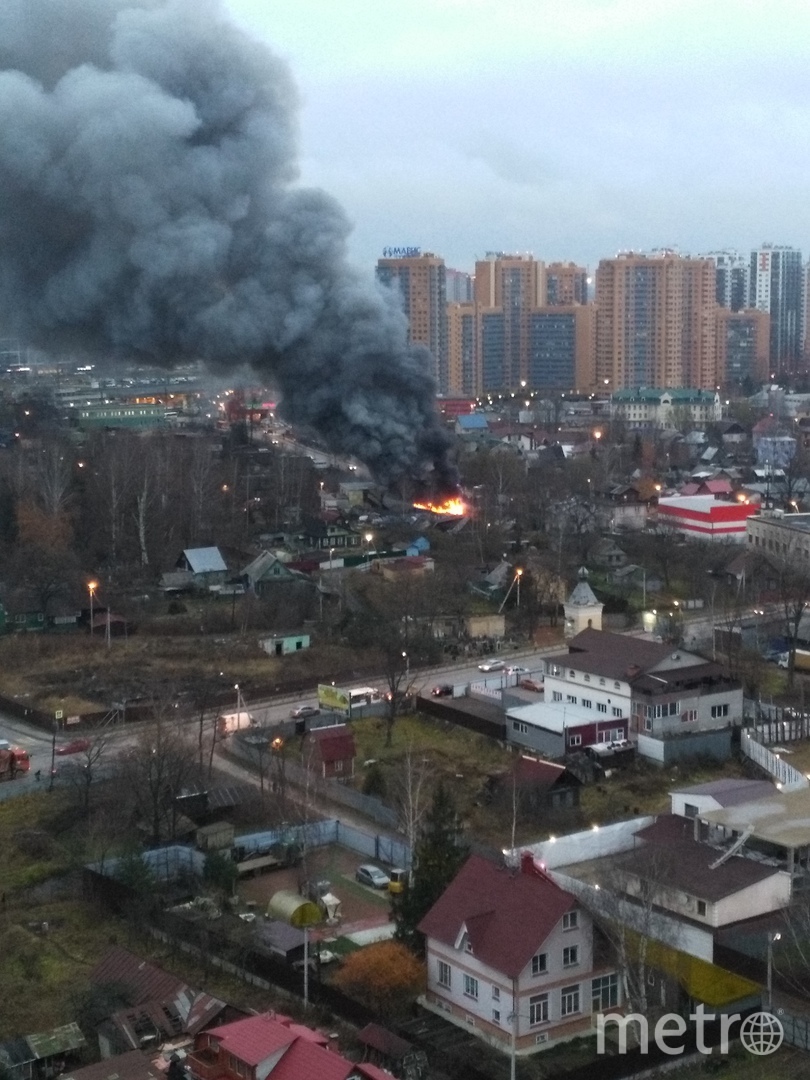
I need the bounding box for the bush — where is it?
[332,940,424,1018]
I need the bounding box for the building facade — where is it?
[715,308,770,387]
[595,252,718,390]
[749,244,803,375]
[609,388,721,429]
[446,301,477,396]
[376,251,448,391]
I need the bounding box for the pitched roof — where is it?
[308,726,356,763]
[417,854,576,979]
[620,816,781,901]
[90,946,184,1006]
[26,1024,86,1059]
[357,1024,412,1059]
[204,1014,294,1067]
[511,756,578,790]
[182,547,227,574]
[547,628,673,681]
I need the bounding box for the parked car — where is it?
[520,677,544,693]
[431,684,454,697]
[478,659,505,672]
[355,864,390,889]
[290,704,320,719]
[55,737,92,756]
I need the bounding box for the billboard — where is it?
[317,684,350,712]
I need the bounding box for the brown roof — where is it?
[616,816,780,902]
[418,854,577,979]
[511,756,579,790]
[308,726,355,764]
[632,662,734,694]
[546,628,674,681]
[63,1051,159,1080]
[357,1023,413,1059]
[90,946,185,1006]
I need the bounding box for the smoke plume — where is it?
[0,0,456,488]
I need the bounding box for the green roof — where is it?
[26,1023,86,1059]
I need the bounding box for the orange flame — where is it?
[413,497,468,516]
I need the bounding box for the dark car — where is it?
[55,737,92,756]
[520,677,544,693]
[290,705,320,719]
[431,684,454,697]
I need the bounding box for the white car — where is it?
[506,666,529,675]
[355,864,390,889]
[478,659,505,672]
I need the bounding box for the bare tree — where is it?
[392,745,433,859]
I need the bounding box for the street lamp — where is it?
[402,650,409,682]
[88,580,98,636]
[515,568,523,608]
[364,532,373,565]
[767,931,781,1011]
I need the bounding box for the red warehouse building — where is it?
[656,495,759,542]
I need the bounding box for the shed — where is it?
[304,725,356,780]
[259,631,311,657]
[195,822,235,852]
[266,891,321,927]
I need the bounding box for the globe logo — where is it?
[739,1012,784,1056]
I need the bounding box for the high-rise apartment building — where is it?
[749,244,803,375]
[594,252,717,390]
[446,301,477,396]
[445,268,474,303]
[545,262,589,306]
[376,251,448,392]
[707,251,750,312]
[528,305,594,390]
[715,308,770,388]
[474,253,544,388]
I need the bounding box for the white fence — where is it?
[740,731,809,791]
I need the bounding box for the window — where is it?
[697,900,707,917]
[438,961,451,988]
[568,733,582,747]
[334,760,343,773]
[644,717,653,732]
[614,681,621,689]
[561,985,581,1016]
[612,707,622,717]
[531,952,548,976]
[711,704,730,718]
[552,691,563,702]
[684,803,699,818]
[645,702,679,719]
[599,678,606,686]
[464,974,479,1000]
[464,938,473,953]
[492,985,500,1001]
[597,703,607,714]
[592,974,618,1011]
[529,994,549,1025]
[566,694,577,704]
[563,945,579,967]
[512,719,529,736]
[582,699,592,709]
[492,1009,501,1024]
[562,911,578,930]
[569,670,576,678]
[681,709,697,724]
[584,674,591,682]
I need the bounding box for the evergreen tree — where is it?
[394,781,469,954]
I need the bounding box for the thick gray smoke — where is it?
[0,0,456,489]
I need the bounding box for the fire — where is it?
[413,497,468,516]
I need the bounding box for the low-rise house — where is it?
[483,756,582,813]
[0,1024,86,1080]
[297,520,361,551]
[162,548,228,592]
[419,852,620,1055]
[670,778,776,820]
[89,946,240,1058]
[186,1011,389,1080]
[511,629,741,763]
[656,494,758,542]
[304,725,356,780]
[242,550,306,595]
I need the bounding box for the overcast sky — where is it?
[224,0,810,275]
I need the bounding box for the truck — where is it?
[216,711,256,737]
[0,740,31,781]
[777,650,810,671]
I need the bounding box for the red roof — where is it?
[418,854,577,979]
[703,479,732,494]
[205,1015,294,1066]
[309,725,356,764]
[512,756,573,790]
[201,1014,355,1080]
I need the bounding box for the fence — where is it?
[740,730,809,790]
[227,731,400,831]
[781,1009,810,1050]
